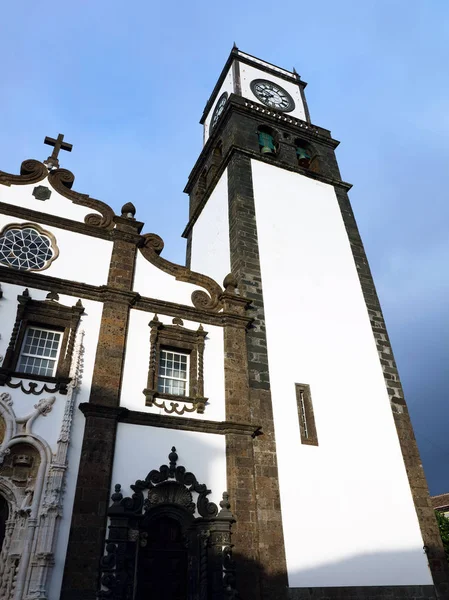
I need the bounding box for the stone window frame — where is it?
[295,383,318,446]
[0,289,84,395]
[143,315,208,413]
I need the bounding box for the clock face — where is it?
[250,79,295,112]
[211,92,228,129]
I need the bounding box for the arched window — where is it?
[295,139,320,172]
[0,495,9,553]
[257,126,277,155]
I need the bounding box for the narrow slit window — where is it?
[295,383,318,446]
[157,349,189,396]
[18,327,62,377]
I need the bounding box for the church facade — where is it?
[0,47,447,600]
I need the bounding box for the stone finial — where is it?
[121,202,136,219]
[172,317,184,327]
[223,273,238,293]
[111,484,123,504]
[168,446,178,472]
[46,291,59,302]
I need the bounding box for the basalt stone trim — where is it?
[223,324,261,600]
[0,201,112,240]
[226,154,288,600]
[119,406,259,436]
[185,230,192,268]
[333,186,449,598]
[227,153,269,391]
[48,167,115,230]
[60,410,125,600]
[200,47,306,125]
[139,232,223,313]
[183,103,351,239]
[0,159,48,187]
[186,96,342,196]
[287,585,437,600]
[78,402,259,435]
[0,267,252,328]
[61,227,138,600]
[298,79,311,123]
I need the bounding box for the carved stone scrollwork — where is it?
[99,447,236,600]
[0,160,48,187]
[139,233,223,312]
[47,168,115,230]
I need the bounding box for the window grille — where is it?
[157,349,189,396]
[18,327,62,377]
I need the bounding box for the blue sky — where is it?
[1,1,449,494]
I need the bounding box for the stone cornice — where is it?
[0,201,112,240]
[182,144,352,238]
[79,402,261,436]
[0,266,252,328]
[120,407,261,436]
[189,93,339,195]
[200,47,307,125]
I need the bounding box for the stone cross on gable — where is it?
[44,133,73,170]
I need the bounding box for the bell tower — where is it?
[183,47,449,599]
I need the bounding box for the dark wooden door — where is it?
[136,517,188,600]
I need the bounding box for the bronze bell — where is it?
[260,145,274,154]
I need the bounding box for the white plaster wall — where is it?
[240,63,306,121]
[0,214,112,286]
[250,159,432,586]
[111,423,227,515]
[0,283,102,599]
[203,67,234,142]
[120,309,226,421]
[0,178,104,223]
[134,252,214,307]
[189,170,230,286]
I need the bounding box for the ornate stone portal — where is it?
[0,330,84,600]
[99,448,236,600]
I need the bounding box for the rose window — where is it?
[0,224,58,271]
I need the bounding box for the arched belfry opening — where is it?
[99,447,236,600]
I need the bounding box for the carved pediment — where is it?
[110,447,228,520]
